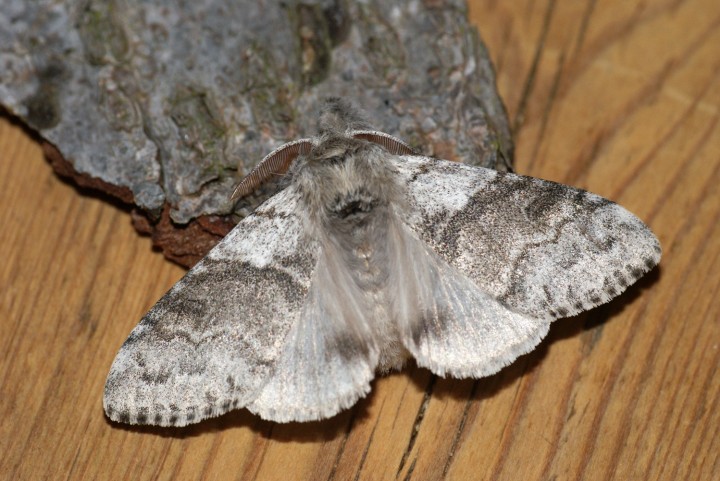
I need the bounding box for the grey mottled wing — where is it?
[393,156,661,321]
[104,186,317,426]
[246,238,380,422]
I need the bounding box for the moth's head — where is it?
[308,135,364,166]
[316,97,374,135]
[297,135,402,224]
[230,100,415,202]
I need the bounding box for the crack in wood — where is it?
[353,415,380,481]
[326,407,359,481]
[512,0,557,135]
[441,381,479,479]
[396,375,436,478]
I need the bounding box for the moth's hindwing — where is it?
[387,215,551,378]
[246,238,381,422]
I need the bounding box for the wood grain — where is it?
[1,0,718,479]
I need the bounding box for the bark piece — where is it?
[0,0,513,266]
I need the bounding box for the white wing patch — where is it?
[211,187,307,270]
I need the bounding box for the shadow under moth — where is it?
[104,98,661,426]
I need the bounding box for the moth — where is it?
[104,98,661,426]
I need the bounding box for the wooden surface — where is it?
[1,0,718,479]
